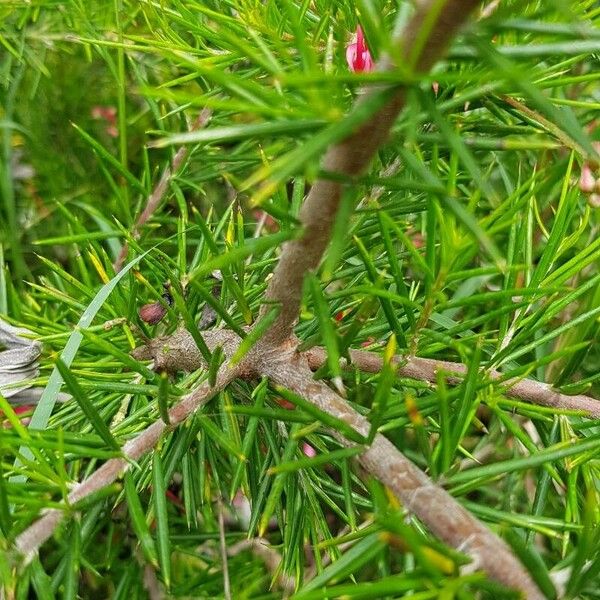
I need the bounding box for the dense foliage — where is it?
[1,1,600,598]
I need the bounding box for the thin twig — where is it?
[138,547,165,600]
[113,109,212,272]
[14,363,238,562]
[130,328,243,374]
[256,347,545,600]
[260,0,480,344]
[217,496,232,600]
[305,347,600,418]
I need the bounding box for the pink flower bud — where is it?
[302,442,316,458]
[346,26,374,73]
[579,163,596,194]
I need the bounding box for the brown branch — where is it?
[256,347,545,600]
[135,332,600,419]
[113,109,212,272]
[14,361,239,562]
[260,0,480,344]
[305,347,600,418]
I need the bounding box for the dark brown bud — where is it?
[139,301,168,325]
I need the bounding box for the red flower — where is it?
[346,26,374,73]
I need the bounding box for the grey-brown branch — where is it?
[136,329,600,419]
[306,346,600,418]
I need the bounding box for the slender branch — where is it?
[14,362,239,562]
[305,347,600,418]
[217,497,232,600]
[141,560,164,600]
[135,331,600,419]
[256,348,545,600]
[114,109,212,272]
[260,0,480,344]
